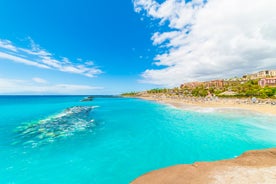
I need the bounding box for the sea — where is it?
[0,95,276,183]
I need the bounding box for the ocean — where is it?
[0,96,275,183]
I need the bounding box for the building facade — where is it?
[246,70,276,80]
[180,80,225,89]
[258,77,276,87]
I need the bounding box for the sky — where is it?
[0,0,276,94]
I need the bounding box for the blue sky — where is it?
[0,0,161,94]
[0,0,276,94]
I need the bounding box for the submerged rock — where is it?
[14,106,96,147]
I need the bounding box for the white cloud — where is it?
[62,57,71,64]
[32,77,48,84]
[0,51,50,69]
[134,0,276,86]
[85,61,94,66]
[0,38,103,78]
[0,78,103,94]
[134,0,204,29]
[0,39,17,52]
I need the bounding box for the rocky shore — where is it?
[132,148,276,184]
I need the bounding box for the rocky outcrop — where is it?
[132,148,276,184]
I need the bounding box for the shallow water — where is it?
[0,96,276,183]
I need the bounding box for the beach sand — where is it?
[138,95,276,115]
[131,95,276,183]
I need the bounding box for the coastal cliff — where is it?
[132,148,276,184]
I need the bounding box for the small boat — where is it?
[81,96,93,102]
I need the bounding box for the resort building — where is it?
[180,80,225,89]
[258,77,276,88]
[180,70,276,89]
[245,70,276,80]
[180,82,203,89]
[204,80,224,88]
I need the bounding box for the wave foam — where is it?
[14,106,97,147]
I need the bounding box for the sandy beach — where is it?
[138,95,276,115]
[131,95,276,183]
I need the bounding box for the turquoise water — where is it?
[0,96,276,183]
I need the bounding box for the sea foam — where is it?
[14,106,97,147]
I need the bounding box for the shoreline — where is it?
[131,95,276,183]
[137,95,276,115]
[131,148,276,184]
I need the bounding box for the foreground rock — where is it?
[132,148,276,184]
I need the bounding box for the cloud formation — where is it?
[0,78,103,94]
[0,38,102,77]
[32,77,48,84]
[134,0,276,86]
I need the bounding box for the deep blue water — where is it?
[0,96,276,183]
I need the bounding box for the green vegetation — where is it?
[147,88,169,94]
[122,80,276,99]
[259,87,276,98]
[191,86,208,97]
[121,92,139,96]
[224,80,276,98]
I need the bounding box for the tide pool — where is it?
[0,96,276,183]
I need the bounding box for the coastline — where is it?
[131,95,276,183]
[132,148,276,184]
[137,95,276,115]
